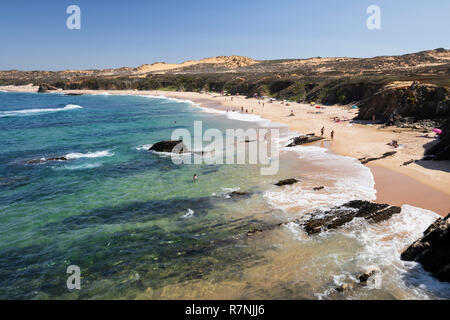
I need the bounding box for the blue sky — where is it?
[0,0,449,70]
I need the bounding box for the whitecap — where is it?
[65,150,114,160]
[0,104,83,117]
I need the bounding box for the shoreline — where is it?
[2,86,449,216]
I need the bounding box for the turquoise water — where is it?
[1,92,449,300]
[0,92,294,299]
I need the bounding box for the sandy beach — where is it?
[2,85,450,216]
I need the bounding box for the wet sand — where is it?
[370,164,450,216]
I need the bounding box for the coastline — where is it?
[2,85,449,216]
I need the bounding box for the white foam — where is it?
[138,94,195,105]
[136,144,153,151]
[341,205,450,299]
[65,150,114,160]
[54,162,102,170]
[182,209,195,218]
[0,104,83,117]
[265,145,376,213]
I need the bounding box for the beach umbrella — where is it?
[432,128,442,134]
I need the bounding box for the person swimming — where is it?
[193,174,198,182]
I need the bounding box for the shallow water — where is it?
[0,92,448,300]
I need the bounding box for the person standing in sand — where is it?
[331,130,335,140]
[321,127,325,137]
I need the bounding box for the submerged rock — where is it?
[401,213,450,283]
[301,200,401,235]
[26,156,68,164]
[275,178,299,186]
[149,140,188,154]
[401,159,416,166]
[358,268,378,284]
[247,227,263,236]
[229,191,250,198]
[335,268,378,292]
[286,135,324,147]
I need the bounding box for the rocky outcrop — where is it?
[26,156,68,164]
[247,226,263,236]
[401,213,450,282]
[357,81,450,122]
[286,135,324,147]
[335,268,379,292]
[149,140,188,154]
[359,151,396,164]
[299,200,401,235]
[425,117,450,160]
[275,178,299,186]
[38,84,58,93]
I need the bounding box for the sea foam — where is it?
[65,150,114,160]
[0,104,83,117]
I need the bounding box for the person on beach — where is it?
[331,130,335,140]
[241,107,244,113]
[321,127,325,136]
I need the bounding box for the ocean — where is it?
[0,91,448,299]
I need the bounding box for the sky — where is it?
[0,0,449,71]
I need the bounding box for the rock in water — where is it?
[275,178,299,186]
[401,213,450,283]
[358,268,378,284]
[26,156,68,164]
[301,200,401,235]
[286,135,324,147]
[149,140,188,154]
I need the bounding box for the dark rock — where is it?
[247,226,263,236]
[359,151,396,164]
[358,268,377,284]
[38,84,57,93]
[401,213,450,283]
[426,117,450,160]
[401,159,415,166]
[149,140,188,154]
[286,135,324,147]
[230,191,248,196]
[335,268,378,292]
[335,283,354,292]
[275,178,299,186]
[313,186,325,191]
[26,156,68,164]
[47,157,68,161]
[302,200,401,235]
